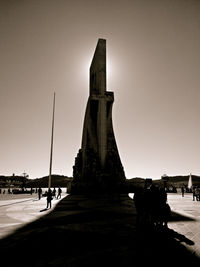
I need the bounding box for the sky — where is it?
[0,0,200,179]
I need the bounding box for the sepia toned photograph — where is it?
[0,0,200,266]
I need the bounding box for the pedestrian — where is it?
[181,186,184,197]
[149,184,160,227]
[53,187,56,198]
[159,187,170,228]
[133,187,145,227]
[196,187,200,201]
[143,185,152,226]
[46,188,53,209]
[192,187,196,201]
[38,187,42,200]
[57,187,62,199]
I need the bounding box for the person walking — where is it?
[57,187,62,199]
[53,187,56,198]
[46,188,53,209]
[38,187,42,200]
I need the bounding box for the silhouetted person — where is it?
[149,184,160,227]
[133,187,145,227]
[159,187,170,227]
[173,186,177,193]
[181,186,185,197]
[192,187,196,201]
[57,187,62,199]
[196,187,200,201]
[38,187,42,200]
[53,187,56,198]
[143,184,154,226]
[46,188,53,209]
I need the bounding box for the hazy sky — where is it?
[0,0,200,179]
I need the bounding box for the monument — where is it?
[71,39,126,194]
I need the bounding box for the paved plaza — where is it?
[129,192,200,258]
[0,193,67,239]
[0,192,200,266]
[167,193,200,257]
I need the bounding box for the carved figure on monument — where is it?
[71,39,126,194]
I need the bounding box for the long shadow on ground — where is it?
[170,210,195,222]
[0,194,200,267]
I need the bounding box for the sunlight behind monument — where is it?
[70,39,126,194]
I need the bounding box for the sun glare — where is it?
[79,51,116,91]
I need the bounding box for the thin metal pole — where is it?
[48,92,56,189]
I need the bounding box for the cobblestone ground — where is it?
[168,193,200,257]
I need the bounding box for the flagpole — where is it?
[48,92,56,189]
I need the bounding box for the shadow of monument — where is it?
[170,210,196,221]
[0,194,199,266]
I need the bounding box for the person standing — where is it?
[192,187,196,201]
[181,186,185,197]
[46,188,53,209]
[133,187,145,227]
[38,187,42,200]
[159,187,170,228]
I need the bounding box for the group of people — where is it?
[181,186,200,201]
[192,187,200,201]
[133,184,171,229]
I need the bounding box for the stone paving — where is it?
[0,193,200,266]
[0,193,67,239]
[167,193,200,257]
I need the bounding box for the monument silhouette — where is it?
[71,39,126,194]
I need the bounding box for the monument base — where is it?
[71,148,127,195]
[68,179,128,195]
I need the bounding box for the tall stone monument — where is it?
[71,39,126,194]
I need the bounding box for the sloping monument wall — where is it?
[71,39,126,194]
